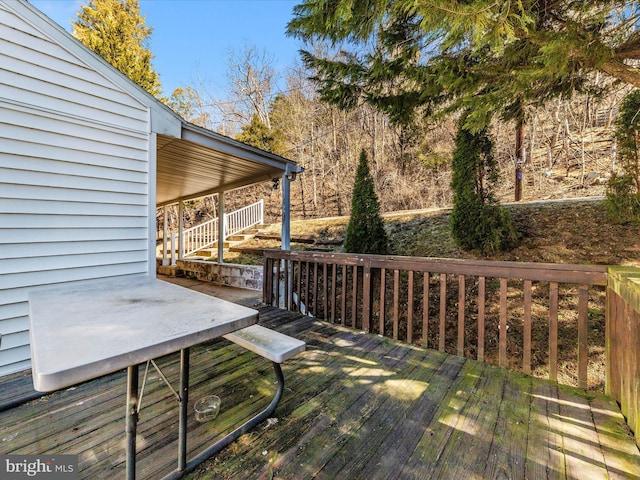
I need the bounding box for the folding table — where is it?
[29,276,259,479]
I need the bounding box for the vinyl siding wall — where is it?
[0,3,152,375]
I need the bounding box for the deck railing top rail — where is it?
[264,249,608,285]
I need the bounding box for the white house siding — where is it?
[0,3,152,375]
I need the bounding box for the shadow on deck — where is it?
[1,307,638,479]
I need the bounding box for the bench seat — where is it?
[223,324,305,363]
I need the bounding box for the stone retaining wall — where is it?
[157,259,263,291]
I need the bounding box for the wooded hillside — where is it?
[166,81,627,230]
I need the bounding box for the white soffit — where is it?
[156,123,298,206]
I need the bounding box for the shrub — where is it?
[606,173,640,225]
[607,90,640,224]
[450,119,519,254]
[344,150,389,254]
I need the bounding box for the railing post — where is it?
[606,266,640,445]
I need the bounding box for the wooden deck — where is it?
[1,307,638,479]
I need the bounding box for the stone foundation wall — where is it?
[175,260,263,291]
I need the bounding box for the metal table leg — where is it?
[126,364,139,480]
[178,348,190,472]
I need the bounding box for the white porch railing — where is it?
[226,199,265,239]
[182,217,219,257]
[181,199,264,257]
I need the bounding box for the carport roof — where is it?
[156,122,299,207]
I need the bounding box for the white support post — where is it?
[281,171,292,251]
[218,191,225,263]
[171,232,177,266]
[259,199,264,226]
[178,201,185,260]
[162,205,169,266]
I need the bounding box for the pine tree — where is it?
[288,1,640,130]
[73,0,161,97]
[450,118,518,253]
[344,150,388,255]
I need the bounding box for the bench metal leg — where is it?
[161,361,285,480]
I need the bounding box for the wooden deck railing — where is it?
[606,266,640,443]
[263,250,609,391]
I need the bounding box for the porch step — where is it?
[227,233,257,242]
[255,233,316,244]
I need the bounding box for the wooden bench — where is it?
[223,324,306,363]
[184,325,305,475]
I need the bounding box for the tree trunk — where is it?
[515,118,525,201]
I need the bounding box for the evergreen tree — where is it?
[607,90,640,224]
[235,114,287,156]
[288,1,640,131]
[450,118,518,253]
[344,150,388,255]
[73,0,161,97]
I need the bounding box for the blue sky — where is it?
[30,0,303,96]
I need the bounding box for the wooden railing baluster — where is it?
[283,259,289,310]
[331,264,337,322]
[363,263,372,333]
[407,271,414,343]
[549,281,559,383]
[457,274,465,357]
[439,273,446,352]
[578,284,589,389]
[393,270,400,339]
[499,278,507,368]
[295,260,302,312]
[341,264,347,325]
[422,272,429,348]
[380,268,386,336]
[352,266,358,328]
[311,262,317,317]
[304,262,310,316]
[323,263,328,320]
[478,276,485,362]
[523,279,532,375]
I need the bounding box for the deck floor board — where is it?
[1,297,638,479]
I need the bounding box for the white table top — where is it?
[29,277,259,392]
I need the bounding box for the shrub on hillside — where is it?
[450,119,519,254]
[344,150,389,255]
[607,90,640,225]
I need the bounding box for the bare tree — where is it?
[222,43,279,133]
